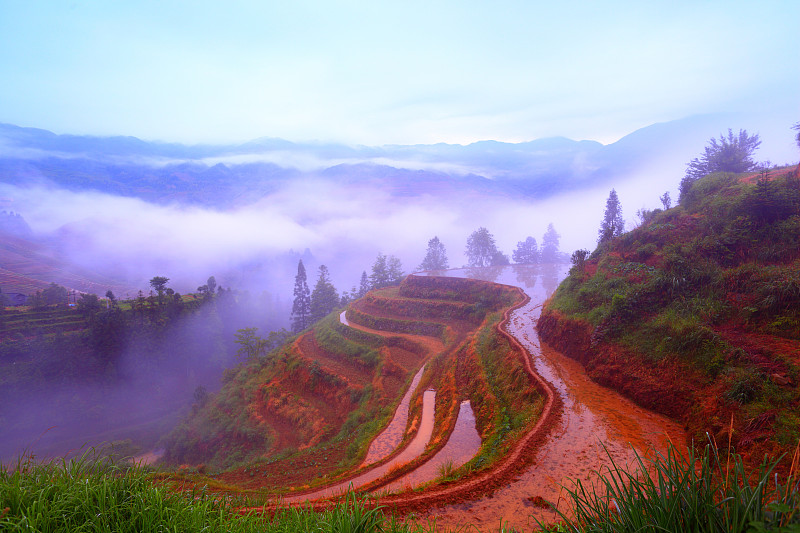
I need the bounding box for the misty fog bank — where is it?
[0,284,288,462]
[2,112,798,305]
[0,171,664,299]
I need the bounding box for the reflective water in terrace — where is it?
[361,364,427,467]
[379,399,481,493]
[283,387,437,503]
[416,265,687,531]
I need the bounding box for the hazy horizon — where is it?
[1,0,798,299]
[1,1,797,147]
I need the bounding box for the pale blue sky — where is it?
[1,0,797,145]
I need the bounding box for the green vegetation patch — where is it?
[546,441,800,533]
[545,167,800,456]
[314,314,381,368]
[346,308,446,340]
[0,451,432,533]
[461,314,544,475]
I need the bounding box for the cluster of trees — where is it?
[290,261,343,333]
[290,253,406,333]
[512,224,562,264]
[414,224,563,274]
[462,224,561,266]
[1,273,294,460]
[26,283,70,308]
[680,129,762,202]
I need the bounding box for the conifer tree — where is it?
[370,253,389,289]
[540,223,561,263]
[418,236,449,271]
[358,271,369,298]
[310,265,339,323]
[387,255,404,285]
[598,189,624,244]
[291,259,311,333]
[370,254,404,289]
[680,129,761,203]
[512,236,539,264]
[660,191,672,210]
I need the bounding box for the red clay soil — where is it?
[344,312,445,361]
[714,325,800,372]
[241,285,564,515]
[537,307,800,471]
[222,438,352,491]
[740,166,797,184]
[278,313,467,500]
[240,304,456,501]
[538,308,708,427]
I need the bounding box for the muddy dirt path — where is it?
[412,265,687,531]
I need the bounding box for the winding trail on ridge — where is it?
[266,270,564,514]
[361,364,427,467]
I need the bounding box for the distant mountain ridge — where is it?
[0,114,743,207]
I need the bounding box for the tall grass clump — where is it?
[0,449,247,532]
[545,441,799,533]
[0,450,433,533]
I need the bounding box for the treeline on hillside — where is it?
[288,225,566,334]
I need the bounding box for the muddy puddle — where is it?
[362,365,427,467]
[416,265,687,531]
[283,389,437,503]
[340,309,428,468]
[379,399,481,493]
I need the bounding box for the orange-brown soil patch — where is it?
[537,307,800,471]
[740,165,797,184]
[714,326,800,371]
[221,439,350,491]
[343,314,445,358]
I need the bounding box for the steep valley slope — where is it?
[538,167,800,467]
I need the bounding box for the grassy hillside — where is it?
[539,166,800,464]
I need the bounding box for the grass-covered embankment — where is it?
[539,167,800,464]
[3,444,797,532]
